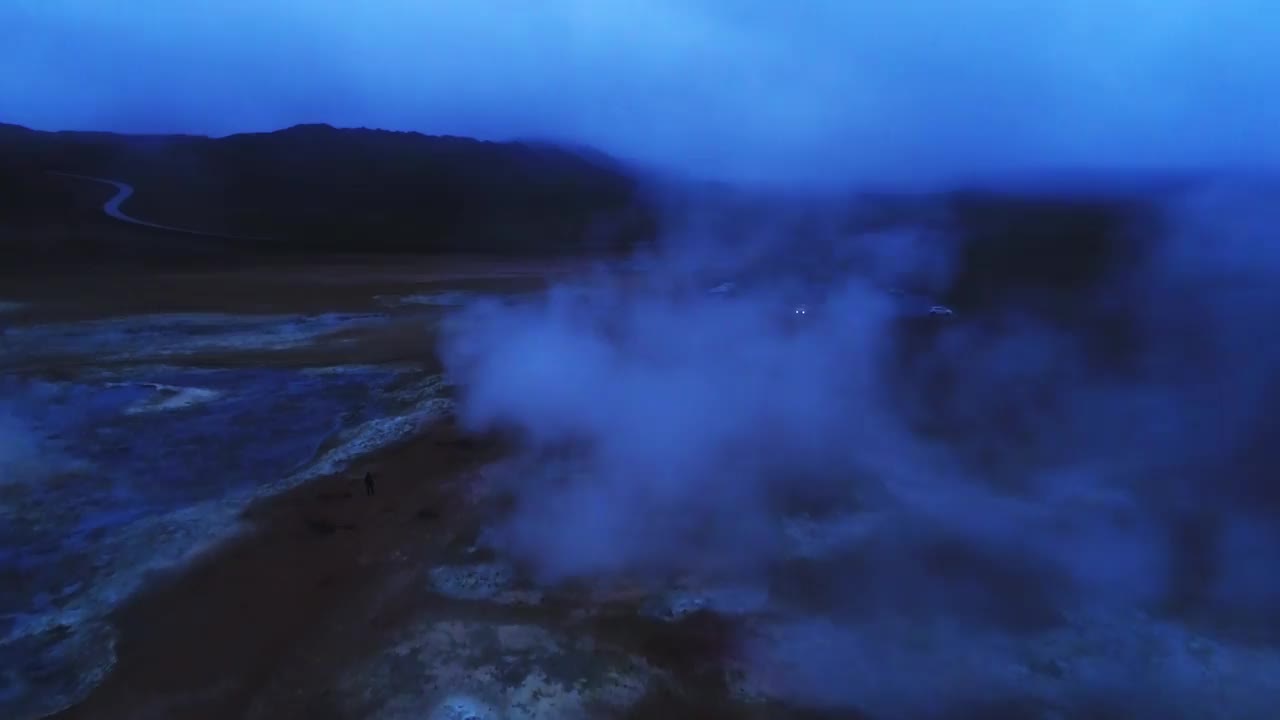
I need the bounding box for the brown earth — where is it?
[6,258,793,720]
[53,417,499,720]
[49,420,777,720]
[0,255,589,323]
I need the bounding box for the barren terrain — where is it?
[4,249,1278,720]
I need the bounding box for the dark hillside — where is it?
[0,122,654,256]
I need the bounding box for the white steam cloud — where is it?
[439,182,1280,715]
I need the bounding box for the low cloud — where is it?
[5,1,1280,184]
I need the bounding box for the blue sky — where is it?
[4,0,1278,183]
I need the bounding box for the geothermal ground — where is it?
[2,257,1277,720]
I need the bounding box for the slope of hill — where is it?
[0,119,1228,300]
[0,122,655,256]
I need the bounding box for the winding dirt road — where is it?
[47,172,271,241]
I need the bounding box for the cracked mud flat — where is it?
[13,408,1278,720]
[30,431,1280,720]
[0,258,617,720]
[6,260,1278,720]
[0,273,480,719]
[99,436,1272,720]
[0,360,456,720]
[301,454,1280,720]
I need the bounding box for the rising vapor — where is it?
[440,181,1280,714]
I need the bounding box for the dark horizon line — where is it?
[6,118,1272,196]
[1,118,577,147]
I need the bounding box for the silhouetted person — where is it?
[363,471,376,497]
